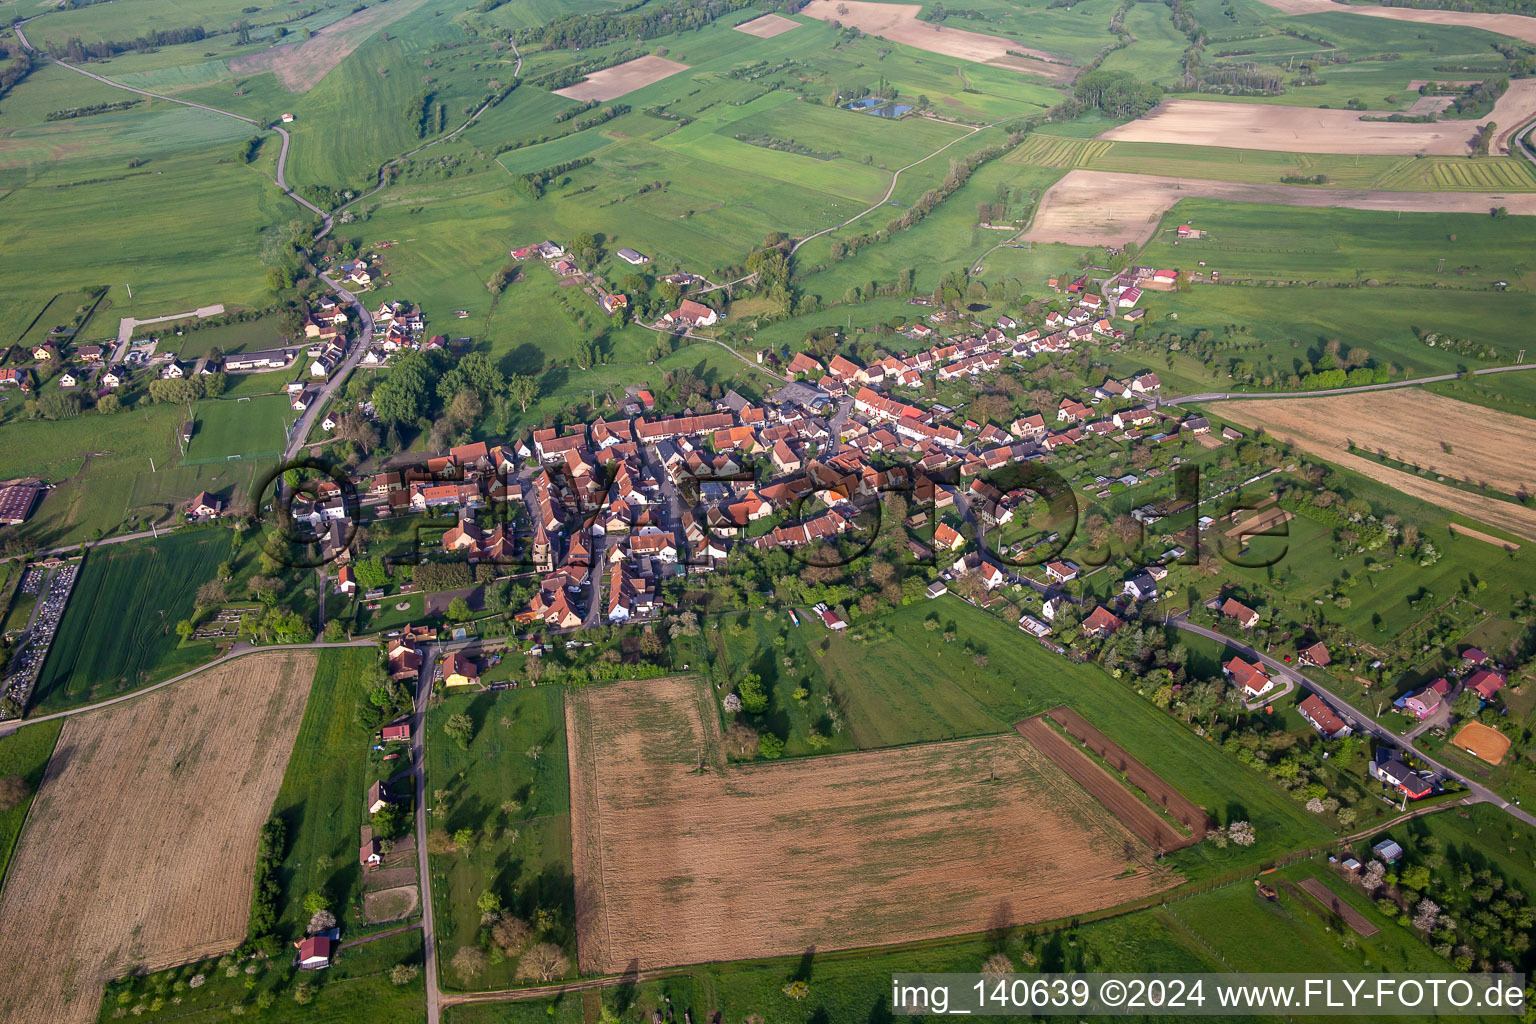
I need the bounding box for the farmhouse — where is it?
[366,781,391,815]
[662,299,718,328]
[1298,694,1350,739]
[1465,668,1506,701]
[0,483,41,525]
[1223,655,1273,699]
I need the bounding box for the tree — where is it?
[737,673,768,714]
[783,981,810,1000]
[1453,688,1483,720]
[293,984,313,1005]
[302,891,330,916]
[176,619,195,642]
[506,374,540,413]
[196,579,227,608]
[758,733,785,759]
[981,952,1014,975]
[447,597,472,622]
[96,393,121,415]
[452,946,487,980]
[444,712,474,749]
[307,909,337,935]
[1226,820,1256,847]
[477,889,504,919]
[492,915,532,955]
[0,775,29,812]
[389,963,420,985]
[513,942,570,983]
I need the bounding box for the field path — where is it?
[1026,168,1536,246]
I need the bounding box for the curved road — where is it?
[1169,616,1536,829]
[1161,362,1536,406]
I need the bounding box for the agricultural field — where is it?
[1026,170,1536,248]
[0,720,61,888]
[267,646,382,939]
[29,530,233,714]
[1214,392,1536,542]
[0,651,316,1024]
[426,684,575,991]
[567,675,1179,974]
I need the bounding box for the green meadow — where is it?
[0,720,62,887]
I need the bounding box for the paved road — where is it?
[1168,615,1536,829]
[1161,362,1536,407]
[284,276,375,461]
[0,638,375,736]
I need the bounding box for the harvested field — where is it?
[1215,391,1536,542]
[567,677,1177,974]
[1023,169,1536,246]
[733,12,801,37]
[797,0,1071,81]
[1098,84,1536,155]
[1297,877,1379,936]
[228,0,434,92]
[0,651,316,1024]
[1449,523,1520,549]
[1453,721,1512,765]
[1254,0,1536,49]
[553,55,691,102]
[363,885,421,924]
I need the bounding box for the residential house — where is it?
[1374,755,1432,800]
[1298,694,1350,739]
[1220,597,1260,629]
[1298,641,1330,668]
[662,299,718,328]
[381,721,411,743]
[186,490,222,518]
[1223,655,1273,699]
[1465,668,1506,701]
[441,652,479,687]
[1044,560,1078,583]
[297,936,334,970]
[365,781,391,814]
[1081,605,1124,638]
[1403,678,1450,719]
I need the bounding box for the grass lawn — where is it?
[28,531,232,714]
[268,646,381,940]
[175,314,285,359]
[95,927,426,1024]
[426,685,575,992]
[0,720,62,889]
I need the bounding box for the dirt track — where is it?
[1216,391,1536,542]
[553,55,691,102]
[1099,82,1536,156]
[1448,523,1520,549]
[1024,169,1536,246]
[797,0,1071,81]
[567,678,1176,975]
[228,0,434,92]
[0,652,316,1024]
[1453,721,1512,764]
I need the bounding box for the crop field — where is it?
[553,55,692,102]
[1026,169,1536,246]
[30,530,233,713]
[427,686,575,990]
[0,720,62,889]
[228,0,436,92]
[567,676,1178,974]
[1372,156,1536,191]
[733,12,801,37]
[1098,96,1518,156]
[1215,391,1536,542]
[796,0,1071,81]
[1255,0,1536,47]
[0,651,316,1024]
[184,394,291,464]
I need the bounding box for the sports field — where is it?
[29,531,233,713]
[185,394,291,464]
[1452,721,1512,764]
[0,651,316,1024]
[567,676,1178,974]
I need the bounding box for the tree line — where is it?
[518,0,759,50]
